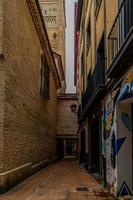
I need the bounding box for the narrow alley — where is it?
[0,0,133,199]
[0,159,115,200]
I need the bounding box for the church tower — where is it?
[39,0,66,75]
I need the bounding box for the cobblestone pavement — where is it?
[0,158,115,200]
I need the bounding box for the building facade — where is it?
[39,0,78,157]
[0,0,64,193]
[76,0,133,198]
[57,94,78,159]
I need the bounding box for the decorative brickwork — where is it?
[26,0,61,89]
[39,0,66,73]
[0,0,3,55]
[57,94,78,137]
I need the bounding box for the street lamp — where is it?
[70,103,77,114]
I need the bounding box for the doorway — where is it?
[80,129,85,164]
[91,117,100,173]
[64,139,77,157]
[57,139,64,159]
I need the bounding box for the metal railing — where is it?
[82,58,106,111]
[108,0,133,67]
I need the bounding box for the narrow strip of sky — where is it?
[65,0,77,93]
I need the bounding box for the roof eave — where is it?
[26,0,61,89]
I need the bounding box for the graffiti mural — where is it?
[115,137,126,155]
[111,132,116,169]
[118,182,132,196]
[121,112,132,131]
[104,94,114,140]
[118,71,133,102]
[102,68,133,197]
[105,105,117,192]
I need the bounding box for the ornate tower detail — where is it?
[0,0,3,56]
[39,0,66,74]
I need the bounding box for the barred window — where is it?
[40,55,50,100]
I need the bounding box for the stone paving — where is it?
[0,158,115,200]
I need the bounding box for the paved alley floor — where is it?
[0,159,115,200]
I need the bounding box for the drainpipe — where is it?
[83,1,86,92]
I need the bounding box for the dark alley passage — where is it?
[0,159,115,200]
[1,0,133,199]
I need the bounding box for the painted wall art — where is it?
[102,68,133,197]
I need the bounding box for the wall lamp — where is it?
[70,103,78,114]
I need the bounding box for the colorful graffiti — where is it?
[104,112,113,139]
[118,182,132,196]
[116,137,126,155]
[102,68,133,196]
[121,112,132,131]
[103,94,114,140]
[111,134,126,169]
[118,71,133,102]
[111,132,116,169]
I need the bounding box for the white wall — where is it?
[65,0,77,93]
[117,103,132,194]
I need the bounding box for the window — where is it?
[87,20,91,51]
[119,0,133,45]
[65,139,77,156]
[40,54,50,100]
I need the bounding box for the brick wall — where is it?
[57,95,78,136]
[0,0,58,193]
[0,61,4,172]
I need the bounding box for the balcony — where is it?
[81,58,106,119]
[107,0,133,78]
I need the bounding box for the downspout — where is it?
[83,1,86,93]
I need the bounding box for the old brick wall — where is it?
[0,0,57,192]
[0,0,4,173]
[0,61,4,172]
[57,95,78,136]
